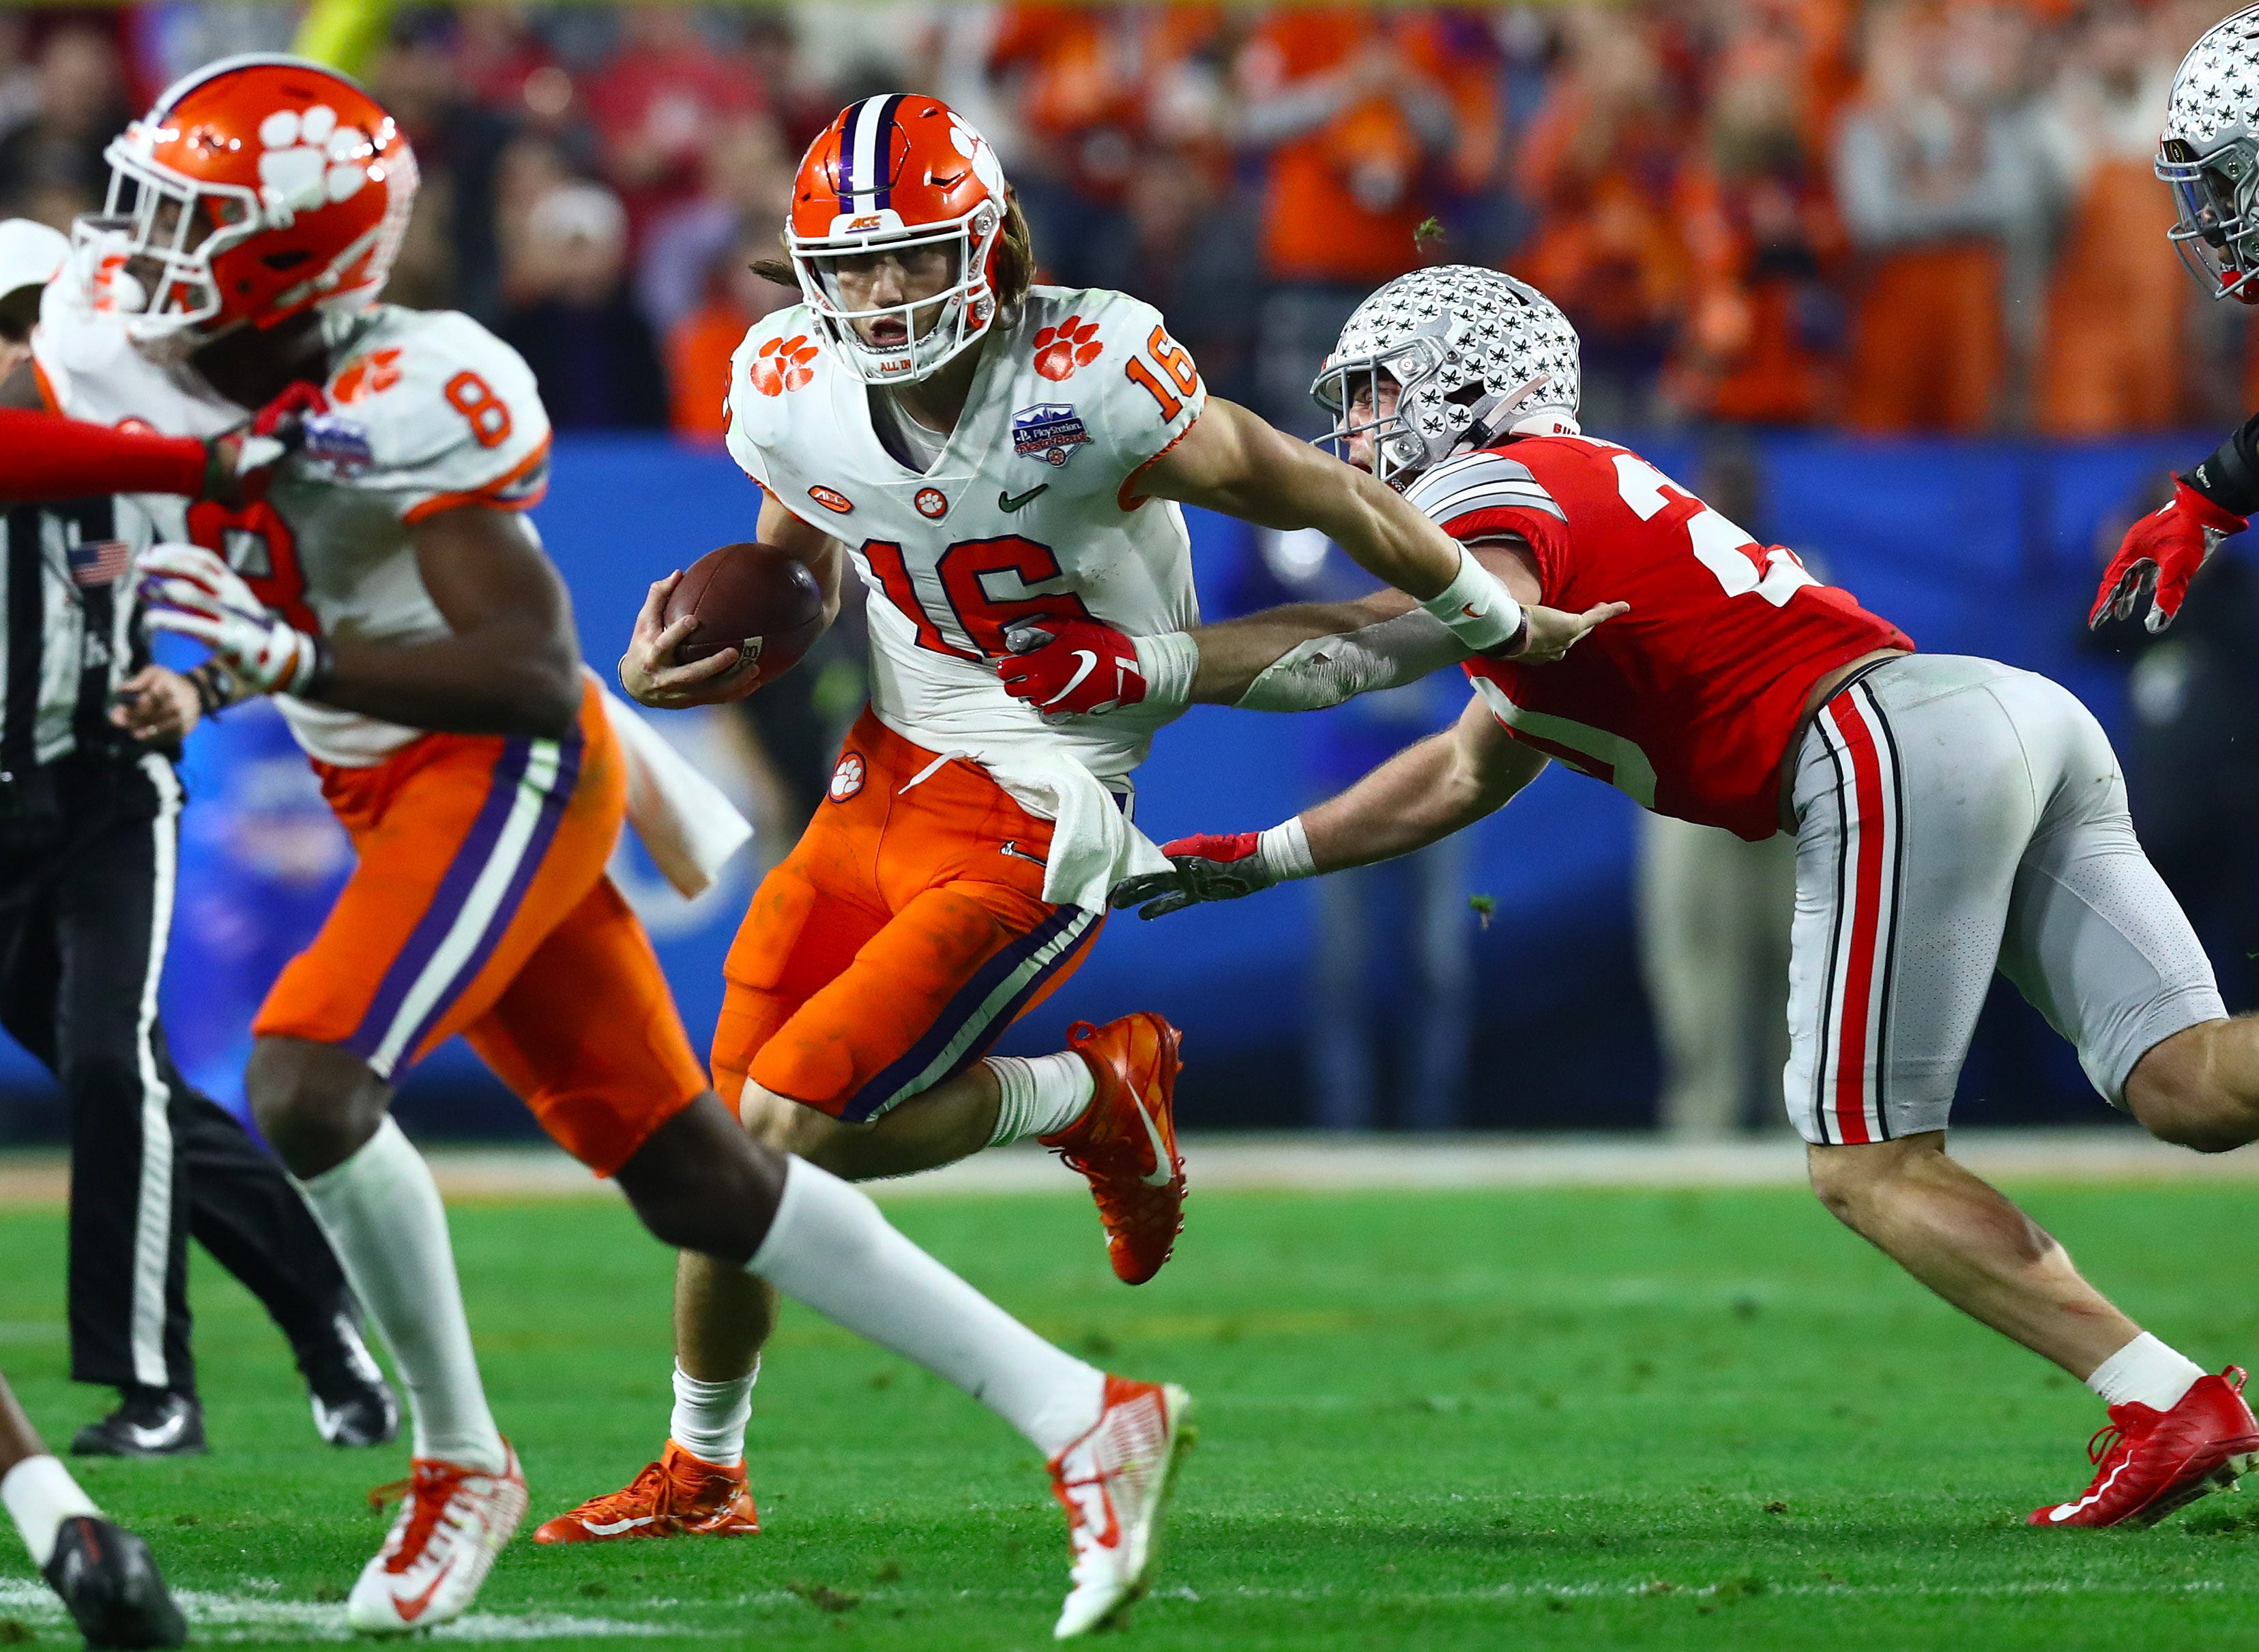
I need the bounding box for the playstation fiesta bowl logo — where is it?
[1012,403,1091,469]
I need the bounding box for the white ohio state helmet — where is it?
[1313,265,1582,488]
[2160,5,2259,301]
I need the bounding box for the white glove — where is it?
[137,542,326,697]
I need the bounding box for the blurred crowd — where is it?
[0,0,2249,443]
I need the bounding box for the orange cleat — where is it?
[531,1441,760,1544]
[1043,1014,1186,1285]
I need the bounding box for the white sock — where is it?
[297,1118,507,1472]
[670,1359,756,1467]
[2087,1331,2207,1413]
[1,1456,98,1569]
[748,1159,1106,1457]
[985,1052,1097,1146]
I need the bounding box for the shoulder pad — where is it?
[310,309,551,518]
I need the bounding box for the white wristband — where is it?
[1131,630,1199,711]
[1257,816,1316,881]
[1418,546,1526,655]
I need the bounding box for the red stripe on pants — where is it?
[1831,696,1889,1145]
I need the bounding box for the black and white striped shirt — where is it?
[1,495,158,778]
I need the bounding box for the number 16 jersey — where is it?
[1429,434,1913,841]
[723,284,1205,787]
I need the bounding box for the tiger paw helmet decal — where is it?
[257,104,375,217]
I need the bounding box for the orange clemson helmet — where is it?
[75,53,416,351]
[785,93,1010,385]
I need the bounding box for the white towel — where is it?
[596,681,755,898]
[979,752,1171,913]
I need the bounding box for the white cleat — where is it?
[346,1443,528,1634]
[1049,1378,1195,1640]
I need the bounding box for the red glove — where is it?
[1108,832,1273,919]
[2090,479,2248,633]
[250,380,329,437]
[995,617,1147,717]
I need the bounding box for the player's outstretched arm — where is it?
[1111,695,1545,919]
[1139,396,1533,655]
[999,540,1622,721]
[0,360,304,506]
[620,492,844,709]
[2093,414,2259,632]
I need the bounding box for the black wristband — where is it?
[2183,411,2259,518]
[188,662,232,716]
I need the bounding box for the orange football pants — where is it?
[713,710,1105,1122]
[254,680,708,1175]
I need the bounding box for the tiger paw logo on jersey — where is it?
[915,487,948,518]
[750,335,819,398]
[828,752,866,803]
[1033,317,1103,383]
[257,104,375,213]
[1011,403,1092,468]
[331,347,403,404]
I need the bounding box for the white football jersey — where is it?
[33,283,551,766]
[724,284,1205,788]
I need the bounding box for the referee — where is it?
[0,222,396,1458]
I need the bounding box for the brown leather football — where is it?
[661,542,826,701]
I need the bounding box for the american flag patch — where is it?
[68,539,131,587]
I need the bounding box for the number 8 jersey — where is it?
[724,284,1204,786]
[32,282,551,767]
[1430,434,1913,842]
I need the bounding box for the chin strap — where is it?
[1445,373,1579,463]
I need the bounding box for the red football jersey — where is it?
[1406,435,1913,840]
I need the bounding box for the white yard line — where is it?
[0,1571,2243,1643]
[0,1578,686,1642]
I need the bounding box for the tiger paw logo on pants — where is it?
[257,105,374,213]
[750,335,819,397]
[1033,318,1103,383]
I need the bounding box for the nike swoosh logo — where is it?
[1000,484,1049,512]
[1000,840,1046,866]
[125,1415,187,1450]
[1040,649,1100,709]
[395,1558,456,1623]
[1132,1099,1175,1188]
[2049,1458,2133,1522]
[582,1515,656,1537]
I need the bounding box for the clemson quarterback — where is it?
[546,93,1622,1546]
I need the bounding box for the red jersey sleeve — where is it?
[1399,447,1571,600]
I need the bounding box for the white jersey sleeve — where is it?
[722,308,819,525]
[309,309,551,522]
[1060,290,1206,506]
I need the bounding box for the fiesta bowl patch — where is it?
[1012,403,1092,468]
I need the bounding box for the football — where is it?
[661,541,827,700]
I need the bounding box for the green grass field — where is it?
[3,1178,2259,1649]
